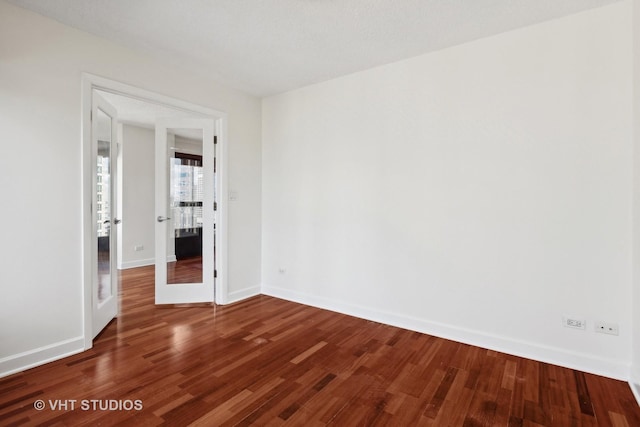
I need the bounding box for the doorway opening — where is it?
[81,74,228,349]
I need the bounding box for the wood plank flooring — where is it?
[1,265,639,426]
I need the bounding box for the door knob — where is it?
[157,216,171,222]
[114,218,121,225]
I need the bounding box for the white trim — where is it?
[81,77,93,350]
[215,119,229,304]
[0,337,84,379]
[116,123,124,271]
[262,284,630,381]
[226,285,261,304]
[630,381,640,406]
[82,73,229,350]
[118,256,176,270]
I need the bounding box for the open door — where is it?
[155,118,215,304]
[92,93,119,338]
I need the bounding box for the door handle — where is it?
[114,218,121,225]
[157,216,171,222]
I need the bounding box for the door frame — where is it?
[81,73,229,350]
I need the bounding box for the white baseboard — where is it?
[261,285,630,381]
[630,381,640,406]
[119,258,155,270]
[2,288,630,384]
[226,285,261,304]
[0,337,85,379]
[118,256,180,270]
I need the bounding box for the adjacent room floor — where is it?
[1,265,639,426]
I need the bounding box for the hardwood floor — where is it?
[1,266,639,426]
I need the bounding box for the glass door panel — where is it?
[97,132,112,302]
[155,118,214,304]
[168,141,204,284]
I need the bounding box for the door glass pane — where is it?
[96,109,112,303]
[167,130,203,284]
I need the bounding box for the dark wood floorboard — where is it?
[1,265,639,426]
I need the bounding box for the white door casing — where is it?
[82,74,228,349]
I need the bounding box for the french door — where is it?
[155,118,216,304]
[92,93,119,338]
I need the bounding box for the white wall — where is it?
[631,0,640,396]
[120,124,155,269]
[262,1,633,379]
[0,1,262,375]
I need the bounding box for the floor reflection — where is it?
[167,256,203,284]
[98,243,111,302]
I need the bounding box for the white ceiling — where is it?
[9,0,621,97]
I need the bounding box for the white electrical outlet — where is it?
[563,316,585,330]
[134,245,144,252]
[594,321,619,336]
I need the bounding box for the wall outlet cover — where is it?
[562,316,585,330]
[594,321,619,336]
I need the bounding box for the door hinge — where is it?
[214,270,217,278]
[214,135,217,145]
[214,202,217,211]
